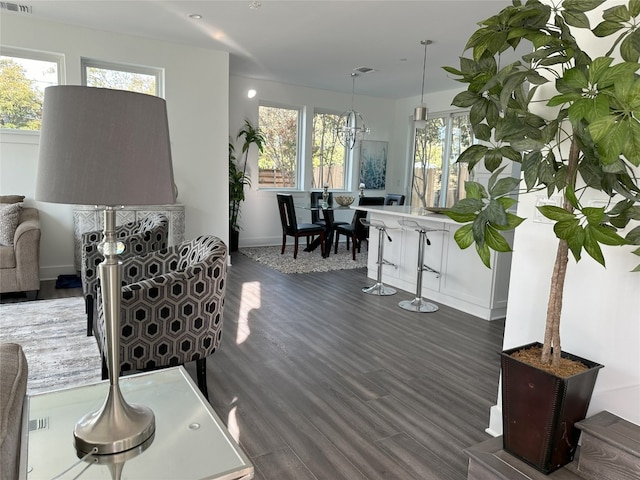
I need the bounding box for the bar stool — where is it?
[398,219,444,312]
[361,219,397,295]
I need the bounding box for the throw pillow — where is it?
[0,203,22,246]
[0,195,25,204]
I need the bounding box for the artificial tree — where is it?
[229,120,264,246]
[443,0,640,369]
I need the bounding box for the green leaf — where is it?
[538,205,576,222]
[484,149,504,172]
[493,212,526,230]
[583,227,607,266]
[631,0,640,17]
[562,10,590,29]
[445,210,477,223]
[451,196,485,214]
[587,224,628,246]
[563,0,606,13]
[593,20,624,37]
[473,123,492,142]
[582,206,605,224]
[624,119,640,167]
[475,241,492,268]
[490,176,521,197]
[626,225,640,244]
[465,182,488,200]
[485,226,512,252]
[621,34,640,62]
[603,4,630,22]
[453,224,475,249]
[554,220,584,261]
[452,90,481,108]
[497,196,517,211]
[458,145,488,170]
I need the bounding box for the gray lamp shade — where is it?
[36,86,176,206]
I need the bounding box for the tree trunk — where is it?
[542,239,568,366]
[541,136,580,366]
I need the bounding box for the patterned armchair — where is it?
[81,213,169,335]
[94,236,227,399]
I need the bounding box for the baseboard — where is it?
[39,265,77,281]
[486,403,503,437]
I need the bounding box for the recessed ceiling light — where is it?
[189,14,202,19]
[247,89,257,99]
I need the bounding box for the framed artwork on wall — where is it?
[359,140,387,190]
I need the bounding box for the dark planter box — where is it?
[229,228,239,252]
[501,342,603,474]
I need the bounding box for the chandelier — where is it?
[414,39,432,129]
[337,73,370,149]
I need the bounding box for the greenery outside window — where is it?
[312,111,347,189]
[411,111,474,208]
[258,104,301,188]
[82,58,162,96]
[0,48,61,131]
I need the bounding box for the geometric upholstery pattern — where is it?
[81,213,169,335]
[94,235,227,398]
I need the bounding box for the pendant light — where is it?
[337,73,370,149]
[414,40,432,129]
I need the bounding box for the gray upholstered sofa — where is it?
[0,343,28,479]
[0,198,41,300]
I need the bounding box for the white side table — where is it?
[24,367,253,479]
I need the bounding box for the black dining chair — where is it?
[385,193,406,205]
[277,194,326,259]
[333,196,384,260]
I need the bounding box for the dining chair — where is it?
[333,196,384,260]
[277,194,326,259]
[385,193,406,206]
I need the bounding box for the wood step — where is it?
[574,410,640,480]
[465,436,582,480]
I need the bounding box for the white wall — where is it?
[229,75,397,247]
[0,13,229,279]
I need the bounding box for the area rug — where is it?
[240,245,367,274]
[0,297,101,394]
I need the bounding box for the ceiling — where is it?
[14,0,511,99]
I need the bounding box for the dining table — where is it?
[298,204,347,257]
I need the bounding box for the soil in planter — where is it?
[511,346,588,378]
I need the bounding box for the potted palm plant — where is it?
[443,0,640,473]
[229,120,265,251]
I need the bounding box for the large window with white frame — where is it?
[0,47,62,131]
[411,111,473,209]
[312,111,348,190]
[258,104,301,189]
[81,58,162,96]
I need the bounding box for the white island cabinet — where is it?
[354,205,513,321]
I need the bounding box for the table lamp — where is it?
[35,85,176,455]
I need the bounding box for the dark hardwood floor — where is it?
[211,252,504,480]
[22,252,504,480]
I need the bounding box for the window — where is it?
[258,104,301,188]
[0,48,61,131]
[411,112,473,208]
[82,58,162,96]
[312,111,348,190]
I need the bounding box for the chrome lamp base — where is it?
[74,383,155,455]
[398,297,439,313]
[74,207,155,456]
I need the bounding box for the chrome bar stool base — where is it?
[399,297,438,312]
[398,219,445,313]
[361,219,397,296]
[362,282,397,296]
